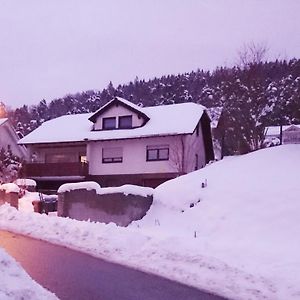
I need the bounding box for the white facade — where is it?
[0,119,28,159]
[87,131,206,176]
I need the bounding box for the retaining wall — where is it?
[58,189,153,226]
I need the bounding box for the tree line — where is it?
[3,58,300,155]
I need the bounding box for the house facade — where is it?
[19,97,214,190]
[264,124,300,145]
[0,118,28,159]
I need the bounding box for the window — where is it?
[119,115,132,129]
[146,145,169,161]
[102,147,123,163]
[103,117,116,130]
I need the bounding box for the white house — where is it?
[19,97,214,190]
[0,118,28,159]
[264,124,300,145]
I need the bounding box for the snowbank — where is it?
[98,185,153,197]
[1,145,299,300]
[0,183,20,194]
[58,181,101,193]
[58,182,153,197]
[137,144,300,299]
[0,247,57,300]
[14,178,37,187]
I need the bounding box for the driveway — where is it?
[0,230,227,300]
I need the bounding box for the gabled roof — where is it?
[19,101,207,145]
[88,97,150,123]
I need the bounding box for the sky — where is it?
[0,0,299,108]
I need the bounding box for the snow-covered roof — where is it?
[88,97,148,123]
[19,100,207,145]
[0,118,8,126]
[265,124,300,136]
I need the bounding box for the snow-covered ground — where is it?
[0,144,299,300]
[0,247,57,300]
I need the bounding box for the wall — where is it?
[183,123,206,173]
[0,190,19,208]
[94,104,144,130]
[57,189,153,226]
[88,135,184,176]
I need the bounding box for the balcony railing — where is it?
[21,162,89,178]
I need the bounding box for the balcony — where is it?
[21,162,89,178]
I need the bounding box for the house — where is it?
[264,124,300,145]
[0,118,28,159]
[18,97,214,190]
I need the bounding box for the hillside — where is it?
[5,58,300,154]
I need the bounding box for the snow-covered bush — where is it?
[0,148,21,183]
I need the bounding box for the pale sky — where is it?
[0,0,299,108]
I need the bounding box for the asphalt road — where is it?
[0,230,227,300]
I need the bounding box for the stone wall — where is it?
[58,189,153,226]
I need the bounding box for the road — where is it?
[0,230,227,300]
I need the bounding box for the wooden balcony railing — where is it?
[21,162,89,178]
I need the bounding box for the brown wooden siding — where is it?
[21,162,88,177]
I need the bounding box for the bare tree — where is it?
[237,41,269,69]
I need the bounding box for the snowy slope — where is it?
[0,145,299,300]
[137,144,300,299]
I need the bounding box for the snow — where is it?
[206,106,223,129]
[18,191,39,213]
[18,99,205,144]
[58,181,101,193]
[98,185,153,197]
[14,178,37,187]
[0,118,8,127]
[0,183,20,194]
[58,181,153,197]
[0,247,57,299]
[1,145,300,300]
